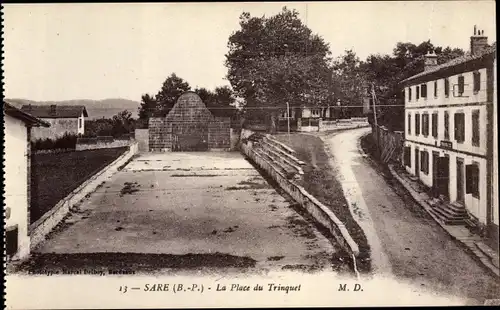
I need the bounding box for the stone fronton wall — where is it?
[148,92,231,151]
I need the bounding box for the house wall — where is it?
[78,114,85,135]
[4,114,30,260]
[492,57,498,227]
[30,117,80,141]
[404,66,492,224]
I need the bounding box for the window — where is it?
[420,150,429,174]
[444,78,450,97]
[432,112,438,138]
[444,111,450,139]
[466,163,480,198]
[421,84,427,98]
[473,71,481,92]
[416,86,420,100]
[422,113,429,136]
[457,75,465,96]
[472,110,480,146]
[415,113,421,135]
[404,146,412,167]
[454,112,465,142]
[434,81,438,97]
[407,113,412,135]
[79,118,82,129]
[408,87,412,101]
[311,109,320,117]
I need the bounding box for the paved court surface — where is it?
[34,152,343,273]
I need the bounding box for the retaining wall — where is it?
[29,142,139,250]
[75,139,130,151]
[240,131,359,258]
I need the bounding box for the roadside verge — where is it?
[240,130,366,275]
[29,143,139,250]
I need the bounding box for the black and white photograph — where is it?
[2,1,498,308]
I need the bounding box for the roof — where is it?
[3,101,51,127]
[401,43,496,86]
[20,104,88,118]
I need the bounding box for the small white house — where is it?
[4,101,50,261]
[20,104,88,140]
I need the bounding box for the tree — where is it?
[138,93,157,121]
[359,40,465,131]
[155,73,191,116]
[225,7,332,133]
[138,73,191,120]
[332,50,367,117]
[195,85,237,118]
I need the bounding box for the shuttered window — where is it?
[404,146,412,167]
[444,78,450,97]
[422,113,429,136]
[421,84,427,98]
[473,71,481,92]
[420,150,429,174]
[472,110,480,146]
[408,113,411,135]
[432,113,438,138]
[466,163,480,198]
[434,81,438,97]
[454,112,465,142]
[416,86,420,100]
[415,113,420,135]
[458,76,465,96]
[444,111,449,139]
[408,87,412,101]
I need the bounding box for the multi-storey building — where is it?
[401,28,497,248]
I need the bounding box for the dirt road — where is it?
[323,127,499,304]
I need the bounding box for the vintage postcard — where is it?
[2,1,499,309]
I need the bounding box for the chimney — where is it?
[470,25,489,56]
[50,105,57,116]
[424,51,438,71]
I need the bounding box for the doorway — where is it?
[438,155,450,199]
[432,151,439,196]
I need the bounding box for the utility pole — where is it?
[286,101,291,145]
[371,83,381,160]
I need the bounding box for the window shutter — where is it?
[465,164,473,194]
[458,76,465,95]
[444,78,449,96]
[473,72,481,92]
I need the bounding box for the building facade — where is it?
[20,105,88,140]
[401,29,497,246]
[4,102,50,260]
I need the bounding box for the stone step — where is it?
[475,242,500,268]
[431,205,468,221]
[429,208,467,225]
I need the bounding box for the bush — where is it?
[32,133,78,151]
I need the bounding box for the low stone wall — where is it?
[75,139,130,151]
[318,118,370,132]
[240,132,360,259]
[29,142,139,250]
[135,129,149,152]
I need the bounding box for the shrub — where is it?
[32,133,78,151]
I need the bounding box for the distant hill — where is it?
[6,98,140,120]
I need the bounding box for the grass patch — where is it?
[274,133,371,272]
[30,147,128,224]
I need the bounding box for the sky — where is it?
[3,1,496,102]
